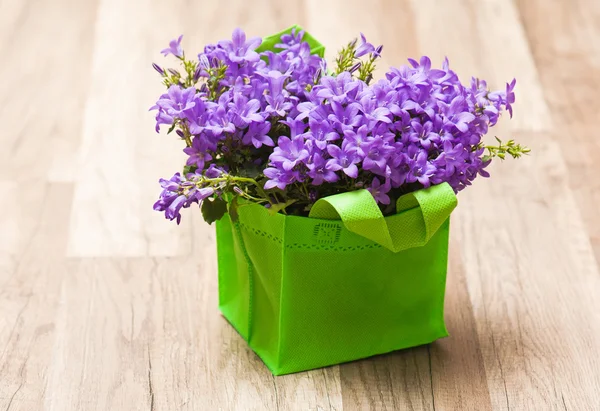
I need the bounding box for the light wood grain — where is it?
[1,0,600,409]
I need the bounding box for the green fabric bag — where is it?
[214,26,458,375]
[216,182,457,375]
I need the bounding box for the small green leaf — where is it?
[229,196,240,223]
[167,124,176,134]
[268,199,297,216]
[201,197,227,224]
[183,164,198,175]
[238,162,262,179]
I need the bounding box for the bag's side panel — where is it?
[236,205,286,373]
[216,214,251,340]
[276,216,450,375]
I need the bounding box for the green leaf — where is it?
[183,164,198,175]
[167,123,176,134]
[267,199,297,216]
[228,196,240,223]
[238,162,262,179]
[201,197,227,224]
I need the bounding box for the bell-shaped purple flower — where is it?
[218,28,262,64]
[242,122,273,148]
[307,153,339,185]
[327,142,359,178]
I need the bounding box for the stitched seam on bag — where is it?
[238,222,382,251]
[276,215,288,371]
[233,221,254,343]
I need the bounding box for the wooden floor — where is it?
[1,0,600,409]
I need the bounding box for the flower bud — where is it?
[152,63,164,75]
[349,62,362,73]
[193,66,202,82]
[168,68,180,77]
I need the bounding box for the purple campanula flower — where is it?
[316,72,360,104]
[151,107,174,133]
[434,141,468,176]
[407,150,436,187]
[183,136,212,170]
[368,177,391,205]
[328,101,363,133]
[354,33,375,58]
[218,28,262,64]
[276,28,304,49]
[388,152,413,187]
[307,153,339,185]
[264,167,295,190]
[228,94,263,127]
[242,122,273,148]
[361,138,394,174]
[407,120,440,150]
[183,95,209,135]
[343,125,371,157]
[438,95,475,133]
[205,164,225,178]
[270,135,310,171]
[206,104,235,135]
[155,85,196,118]
[327,142,360,178]
[504,79,516,118]
[161,35,184,58]
[260,71,294,117]
[359,95,392,125]
[407,56,446,81]
[307,119,339,150]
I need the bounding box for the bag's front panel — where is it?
[276,216,450,374]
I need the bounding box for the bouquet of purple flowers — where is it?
[152,28,527,224]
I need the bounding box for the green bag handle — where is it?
[308,183,458,252]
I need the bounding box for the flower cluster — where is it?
[151,28,525,224]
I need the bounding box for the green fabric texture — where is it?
[214,27,458,375]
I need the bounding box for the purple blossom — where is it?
[153,29,518,223]
[328,101,363,132]
[407,150,436,187]
[362,138,394,173]
[343,125,371,157]
[264,167,296,190]
[407,120,440,149]
[161,35,184,58]
[243,122,273,148]
[228,94,263,127]
[218,28,262,63]
[307,153,339,185]
[270,135,310,171]
[155,86,196,118]
[183,136,212,170]
[307,120,339,150]
[354,33,375,58]
[368,177,391,205]
[504,79,516,118]
[261,70,294,117]
[327,142,359,178]
[316,72,360,103]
